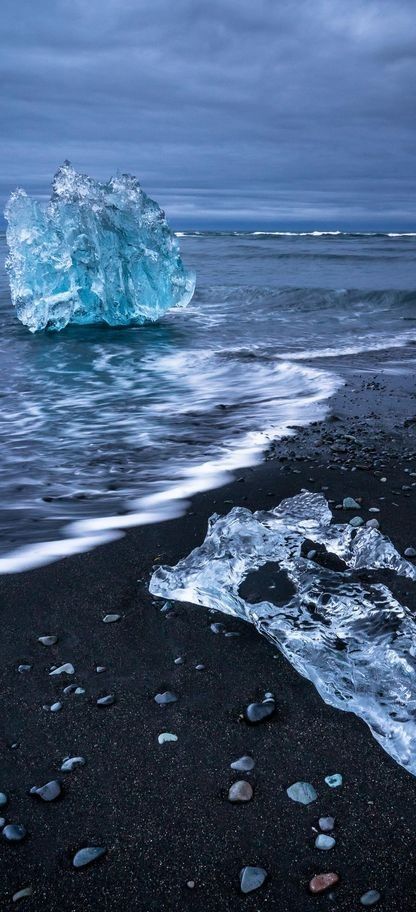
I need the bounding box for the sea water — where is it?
[0,230,415,570]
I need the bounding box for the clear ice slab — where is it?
[5,162,195,332]
[150,492,416,776]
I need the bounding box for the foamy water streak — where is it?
[150,492,416,776]
[0,362,340,572]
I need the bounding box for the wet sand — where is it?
[1,346,416,910]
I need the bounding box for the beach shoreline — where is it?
[1,345,416,909]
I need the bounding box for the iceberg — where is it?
[5,162,195,332]
[150,492,416,776]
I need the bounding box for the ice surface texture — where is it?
[150,492,416,775]
[5,162,195,332]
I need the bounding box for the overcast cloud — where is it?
[1,0,415,227]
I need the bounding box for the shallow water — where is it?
[0,230,415,570]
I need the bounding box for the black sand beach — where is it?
[1,346,416,911]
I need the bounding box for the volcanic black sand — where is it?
[1,345,416,910]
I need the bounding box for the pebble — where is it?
[154,691,177,705]
[360,890,381,906]
[0,818,5,828]
[239,866,267,894]
[315,834,336,850]
[369,507,380,513]
[195,664,205,671]
[230,755,255,772]
[49,663,75,676]
[174,657,184,665]
[366,519,379,529]
[102,613,120,623]
[186,880,195,889]
[50,702,62,713]
[72,846,107,868]
[343,497,361,509]
[38,635,58,646]
[0,793,7,807]
[63,684,78,695]
[97,694,115,706]
[307,549,317,560]
[309,872,339,894]
[30,780,61,802]
[349,515,364,527]
[96,666,106,673]
[18,664,32,673]
[158,732,178,744]
[319,816,335,832]
[12,887,33,902]
[210,622,225,634]
[3,824,27,842]
[287,781,317,805]
[404,547,416,558]
[325,773,343,788]
[228,780,253,802]
[74,687,85,695]
[61,756,86,772]
[244,693,275,724]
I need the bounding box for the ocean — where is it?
[0,229,415,571]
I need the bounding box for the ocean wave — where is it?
[175,230,416,239]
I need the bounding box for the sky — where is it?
[1,0,415,228]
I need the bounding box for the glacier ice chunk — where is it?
[5,161,195,332]
[150,491,416,776]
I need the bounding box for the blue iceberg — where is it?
[5,162,195,332]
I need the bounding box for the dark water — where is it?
[0,230,415,571]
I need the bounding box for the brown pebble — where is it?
[309,872,339,894]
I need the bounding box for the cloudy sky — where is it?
[1,0,415,228]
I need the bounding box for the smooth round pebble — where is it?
[360,890,381,906]
[210,622,225,634]
[174,657,184,665]
[349,515,364,527]
[309,872,339,894]
[315,834,336,850]
[319,816,335,833]
[230,755,255,772]
[287,781,317,805]
[50,702,62,713]
[38,635,58,646]
[72,846,106,868]
[158,732,178,744]
[343,497,361,509]
[61,756,86,772]
[186,881,195,889]
[97,694,115,706]
[244,694,275,724]
[3,824,27,842]
[404,547,416,558]
[103,614,120,623]
[18,664,32,673]
[239,866,267,894]
[0,793,7,807]
[228,780,253,802]
[30,780,61,802]
[154,691,177,705]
